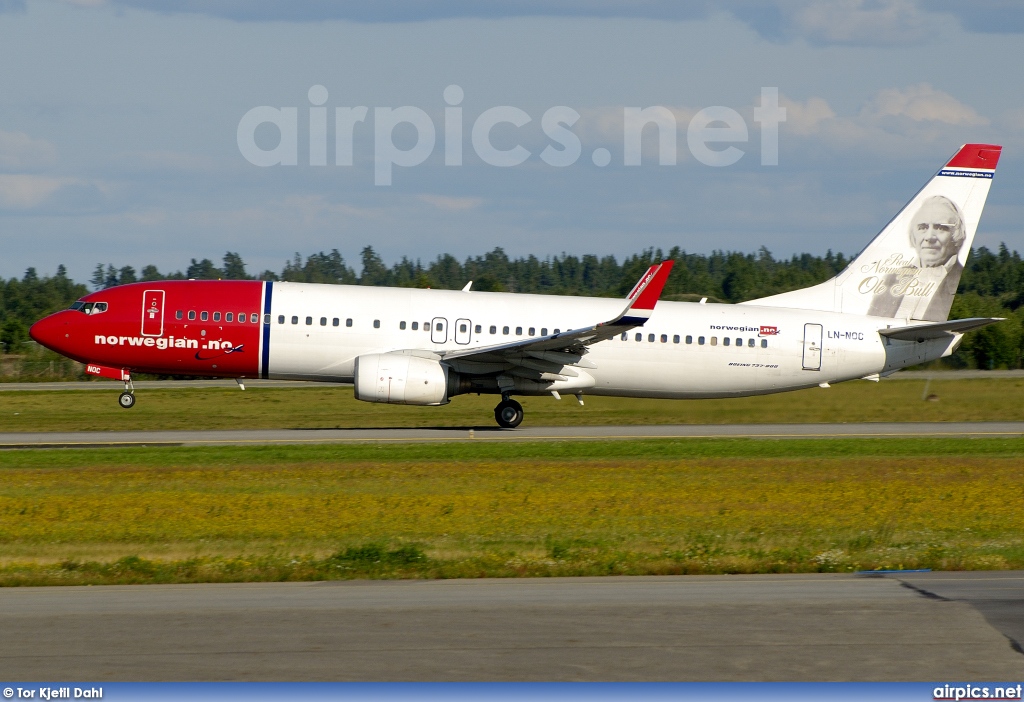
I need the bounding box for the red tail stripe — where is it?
[945,143,1001,170]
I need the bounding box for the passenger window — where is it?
[620,332,627,341]
[423,322,429,331]
[305,316,313,325]
[176,310,183,320]
[648,334,655,342]
[503,326,509,335]
[490,326,497,334]
[433,322,441,331]
[278,315,285,324]
[698,336,705,345]
[748,338,755,347]
[541,328,548,336]
[635,333,642,342]
[213,312,221,322]
[238,312,245,322]
[411,321,418,330]
[460,323,467,332]
[291,316,298,325]
[723,338,730,346]
[661,334,668,343]
[320,317,327,326]
[374,320,381,329]
[225,312,233,322]
[251,313,259,324]
[474,324,481,333]
[188,311,196,321]
[761,339,768,348]
[263,314,269,324]
[736,338,742,347]
[685,335,692,344]
[200,311,208,321]
[346,318,353,327]
[710,337,718,346]
[529,327,535,336]
[333,318,340,327]
[554,329,560,334]
[673,335,680,344]
[400,321,406,330]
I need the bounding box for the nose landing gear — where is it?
[118,375,135,409]
[494,396,523,429]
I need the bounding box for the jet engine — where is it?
[353,353,455,405]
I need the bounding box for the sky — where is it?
[0,0,1022,281]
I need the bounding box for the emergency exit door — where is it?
[431,317,448,344]
[141,290,165,337]
[802,323,822,371]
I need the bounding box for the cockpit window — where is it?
[70,301,108,315]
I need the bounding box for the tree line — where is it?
[3,244,1024,369]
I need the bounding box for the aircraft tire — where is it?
[494,398,523,429]
[118,392,136,409]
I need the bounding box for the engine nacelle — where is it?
[353,353,451,405]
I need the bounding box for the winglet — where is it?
[628,260,674,311]
[608,260,674,326]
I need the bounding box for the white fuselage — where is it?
[264,283,954,398]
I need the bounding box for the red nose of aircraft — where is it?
[30,312,72,355]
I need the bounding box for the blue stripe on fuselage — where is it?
[261,281,273,379]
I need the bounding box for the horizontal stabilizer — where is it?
[879,317,1003,342]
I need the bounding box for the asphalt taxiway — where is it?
[0,421,1023,448]
[0,572,1021,681]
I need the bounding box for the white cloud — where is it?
[0,130,58,172]
[0,175,67,209]
[779,95,836,135]
[861,83,988,126]
[791,0,945,45]
[280,195,380,224]
[417,194,482,211]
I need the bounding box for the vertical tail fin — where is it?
[747,144,1002,322]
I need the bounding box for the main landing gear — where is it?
[494,396,524,429]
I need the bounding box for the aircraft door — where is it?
[141,290,165,337]
[431,317,448,344]
[455,318,472,345]
[802,323,823,370]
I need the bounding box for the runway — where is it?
[0,572,1021,681]
[1,369,1021,393]
[1,421,1024,448]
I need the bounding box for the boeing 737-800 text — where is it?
[30,144,1003,428]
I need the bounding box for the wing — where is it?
[439,261,674,381]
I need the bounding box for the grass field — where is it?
[1,438,1022,585]
[1,376,1024,432]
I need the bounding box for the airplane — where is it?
[30,143,1003,429]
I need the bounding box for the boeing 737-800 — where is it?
[30,143,1003,428]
